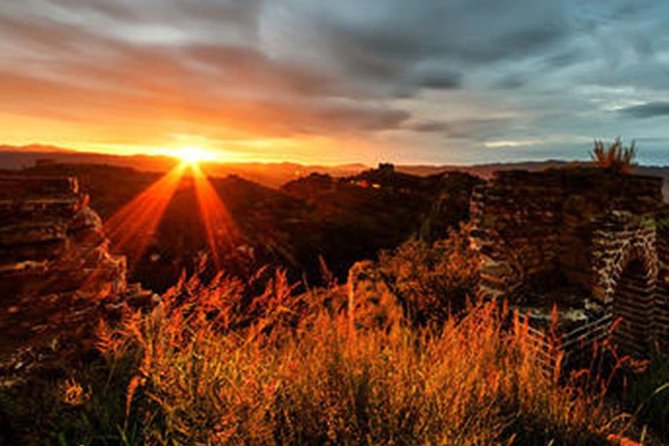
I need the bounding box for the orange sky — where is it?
[1,0,668,166]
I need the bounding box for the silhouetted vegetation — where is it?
[619,355,669,440]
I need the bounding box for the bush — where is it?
[590,138,636,174]
[77,277,631,445]
[377,225,480,325]
[620,355,669,441]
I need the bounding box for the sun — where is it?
[171,146,217,165]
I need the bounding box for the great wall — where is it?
[470,167,669,360]
[0,174,155,382]
[1,166,667,384]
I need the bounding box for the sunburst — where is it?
[104,148,235,269]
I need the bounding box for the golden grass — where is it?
[94,271,633,445]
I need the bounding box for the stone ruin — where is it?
[3,167,668,379]
[0,174,155,380]
[470,167,669,361]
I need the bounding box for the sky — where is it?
[1,0,668,165]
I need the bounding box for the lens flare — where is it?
[103,160,236,273]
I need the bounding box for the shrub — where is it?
[590,138,636,174]
[620,355,669,441]
[377,225,480,325]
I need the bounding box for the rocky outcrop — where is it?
[0,174,156,381]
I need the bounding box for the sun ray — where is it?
[104,164,188,266]
[191,164,237,267]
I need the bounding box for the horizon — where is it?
[2,141,669,169]
[1,1,669,166]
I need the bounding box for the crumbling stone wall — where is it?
[0,174,154,379]
[470,171,565,299]
[656,209,669,352]
[590,212,658,304]
[0,174,126,298]
[471,167,668,356]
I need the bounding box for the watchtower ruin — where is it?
[470,167,669,358]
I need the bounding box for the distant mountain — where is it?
[0,144,666,199]
[0,145,367,188]
[0,144,75,153]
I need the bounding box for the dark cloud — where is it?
[494,74,527,90]
[408,118,511,140]
[409,121,452,133]
[417,71,462,90]
[618,102,669,118]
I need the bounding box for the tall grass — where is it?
[85,271,633,445]
[0,236,644,444]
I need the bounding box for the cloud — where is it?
[407,118,512,140]
[0,5,411,139]
[0,0,668,164]
[618,102,669,118]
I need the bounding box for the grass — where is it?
[17,281,633,445]
[0,235,653,445]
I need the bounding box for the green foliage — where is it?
[590,138,637,174]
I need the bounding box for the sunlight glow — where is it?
[103,159,237,271]
[171,146,218,165]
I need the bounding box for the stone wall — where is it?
[0,174,154,379]
[470,171,565,299]
[470,167,668,356]
[656,208,669,351]
[471,169,664,299]
[0,174,126,298]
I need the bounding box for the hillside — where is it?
[15,162,480,292]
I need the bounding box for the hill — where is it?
[1,146,666,198]
[16,162,480,292]
[0,146,366,188]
